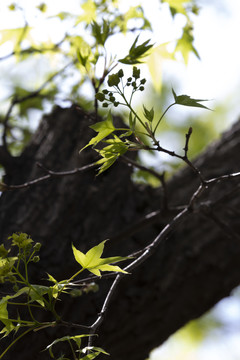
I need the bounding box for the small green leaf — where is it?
[172,88,211,110]
[81,112,116,151]
[0,299,14,336]
[0,245,9,258]
[129,112,136,131]
[46,334,91,358]
[94,264,128,274]
[143,105,154,122]
[9,232,33,248]
[28,285,50,306]
[72,244,88,268]
[72,240,130,276]
[119,35,153,64]
[95,136,129,175]
[80,346,109,359]
[0,257,17,281]
[91,20,111,46]
[175,24,200,64]
[47,273,58,284]
[84,240,106,267]
[162,0,190,16]
[76,0,97,24]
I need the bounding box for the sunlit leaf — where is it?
[147,43,174,92]
[95,136,129,174]
[72,240,130,276]
[47,273,58,284]
[0,245,9,258]
[76,0,97,25]
[0,257,16,281]
[0,299,14,336]
[114,5,151,34]
[119,35,153,64]
[0,27,32,47]
[9,232,33,248]
[175,24,200,64]
[81,112,116,150]
[53,12,72,20]
[46,334,91,358]
[80,346,109,360]
[162,0,192,17]
[91,20,112,46]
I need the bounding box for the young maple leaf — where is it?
[72,240,129,276]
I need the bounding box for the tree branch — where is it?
[1,162,97,191]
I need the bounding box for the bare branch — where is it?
[2,162,97,191]
[183,127,192,157]
[206,171,240,185]
[88,206,189,348]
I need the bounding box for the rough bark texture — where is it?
[1,105,240,360]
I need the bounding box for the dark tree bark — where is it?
[1,105,240,360]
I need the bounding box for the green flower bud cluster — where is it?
[96,89,120,108]
[126,66,146,91]
[96,66,146,108]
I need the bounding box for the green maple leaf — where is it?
[81,112,116,151]
[72,240,130,276]
[119,35,153,64]
[172,88,211,110]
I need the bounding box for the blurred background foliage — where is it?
[0,0,214,161]
[0,0,240,359]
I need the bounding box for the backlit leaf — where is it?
[95,136,129,174]
[72,240,130,276]
[119,35,153,64]
[81,112,116,150]
[46,334,91,358]
[175,24,200,64]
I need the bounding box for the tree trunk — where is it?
[1,105,240,360]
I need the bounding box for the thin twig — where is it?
[120,155,164,182]
[125,207,189,272]
[88,274,122,347]
[2,162,97,191]
[58,319,91,331]
[86,167,240,343]
[88,206,189,346]
[206,171,240,185]
[183,127,192,157]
